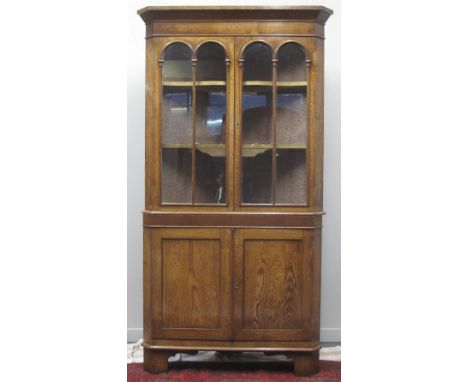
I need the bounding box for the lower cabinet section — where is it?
[143,226,321,375]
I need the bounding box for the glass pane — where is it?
[162,42,192,82]
[195,90,226,144]
[275,42,308,205]
[277,88,307,145]
[243,42,272,82]
[195,151,226,204]
[161,148,192,203]
[197,42,226,82]
[277,42,307,83]
[242,149,272,204]
[194,90,226,204]
[162,89,192,145]
[194,42,227,204]
[161,43,193,203]
[241,42,273,204]
[276,149,307,205]
[242,87,272,144]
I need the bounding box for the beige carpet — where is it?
[127,339,341,364]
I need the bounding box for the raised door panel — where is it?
[147,228,232,340]
[233,229,321,341]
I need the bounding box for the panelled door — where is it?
[147,228,232,340]
[233,229,321,341]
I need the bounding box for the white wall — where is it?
[127,0,341,342]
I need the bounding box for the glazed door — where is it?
[148,228,232,340]
[151,37,235,210]
[234,37,318,211]
[233,229,321,341]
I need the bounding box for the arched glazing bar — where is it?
[275,42,309,205]
[160,42,194,204]
[193,42,228,204]
[240,41,274,204]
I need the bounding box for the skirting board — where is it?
[127,328,341,343]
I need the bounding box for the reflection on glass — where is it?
[162,89,192,145]
[277,42,307,83]
[162,43,193,146]
[161,148,192,203]
[276,149,307,205]
[275,42,308,205]
[162,42,192,82]
[194,42,227,204]
[161,43,193,204]
[277,89,307,145]
[242,150,272,204]
[197,42,226,82]
[242,88,272,144]
[196,90,226,144]
[241,42,273,204]
[195,151,225,204]
[243,42,272,82]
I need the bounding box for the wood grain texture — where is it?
[162,239,221,329]
[144,349,176,373]
[243,239,303,329]
[233,229,316,341]
[146,21,325,39]
[143,211,323,228]
[150,228,232,340]
[138,6,333,29]
[291,350,320,376]
[144,339,320,352]
[145,37,156,210]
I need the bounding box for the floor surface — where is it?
[127,340,341,364]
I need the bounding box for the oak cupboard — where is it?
[138,6,333,376]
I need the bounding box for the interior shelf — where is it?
[162,143,305,158]
[242,144,306,157]
[163,143,226,157]
[163,81,227,87]
[243,81,307,87]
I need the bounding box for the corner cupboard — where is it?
[138,6,333,376]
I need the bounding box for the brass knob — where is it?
[234,282,239,289]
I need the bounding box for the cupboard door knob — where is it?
[235,121,240,129]
[234,282,239,289]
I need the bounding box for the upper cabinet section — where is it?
[140,8,333,212]
[138,6,332,38]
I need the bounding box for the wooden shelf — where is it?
[242,144,306,157]
[162,143,226,157]
[243,81,307,87]
[162,143,305,158]
[163,81,226,87]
